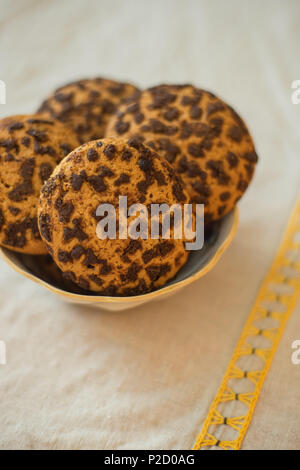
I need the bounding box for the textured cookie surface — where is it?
[106,85,258,222]
[38,137,190,295]
[38,78,139,144]
[0,115,80,254]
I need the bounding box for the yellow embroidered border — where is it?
[193,195,300,450]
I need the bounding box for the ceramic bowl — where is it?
[0,208,238,311]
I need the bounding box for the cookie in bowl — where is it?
[38,137,192,295]
[106,84,258,222]
[0,115,80,254]
[38,78,139,144]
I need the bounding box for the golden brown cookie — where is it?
[106,85,258,222]
[38,137,190,295]
[0,114,80,254]
[38,78,139,144]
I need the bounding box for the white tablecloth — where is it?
[0,0,299,450]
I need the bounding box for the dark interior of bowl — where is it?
[2,211,234,297]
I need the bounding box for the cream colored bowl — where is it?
[0,208,238,311]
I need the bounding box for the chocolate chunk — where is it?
[115,120,130,134]
[114,173,130,186]
[55,198,74,223]
[237,179,248,191]
[123,239,142,258]
[243,152,258,163]
[172,182,186,202]
[189,106,202,119]
[34,142,56,157]
[120,262,142,283]
[88,274,103,286]
[179,121,194,140]
[4,222,27,248]
[87,175,106,193]
[192,181,211,197]
[87,148,99,161]
[21,137,30,147]
[78,276,90,290]
[142,241,174,264]
[219,191,231,201]
[100,260,112,275]
[244,163,254,178]
[163,107,180,121]
[188,143,205,158]
[20,158,35,180]
[206,101,225,116]
[62,271,76,283]
[98,166,114,177]
[8,182,33,202]
[134,112,144,124]
[60,143,72,156]
[146,263,171,281]
[157,138,180,163]
[63,218,88,242]
[39,213,52,242]
[206,160,230,185]
[26,128,48,142]
[104,144,116,159]
[127,103,139,114]
[70,172,85,191]
[181,95,201,106]
[58,250,71,263]
[5,153,15,162]
[8,122,24,132]
[39,163,53,183]
[0,138,19,152]
[71,245,85,259]
[139,158,152,171]
[83,248,102,267]
[121,149,133,161]
[128,137,142,149]
[148,88,176,108]
[27,118,54,125]
[8,206,20,216]
[208,117,223,137]
[154,170,166,186]
[143,119,177,135]
[228,125,243,142]
[226,151,239,168]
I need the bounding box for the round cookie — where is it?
[38,137,190,295]
[0,114,80,254]
[106,84,258,222]
[38,78,139,144]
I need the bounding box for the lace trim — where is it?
[193,196,300,450]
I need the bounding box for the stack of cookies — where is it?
[0,78,258,296]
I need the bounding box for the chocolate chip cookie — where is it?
[38,78,139,144]
[0,115,80,254]
[106,85,258,222]
[38,137,190,295]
